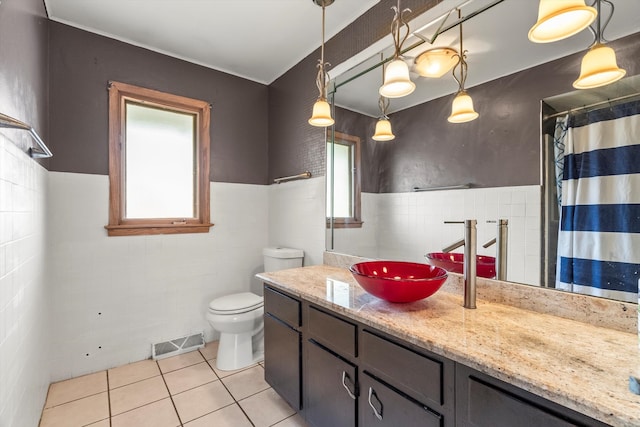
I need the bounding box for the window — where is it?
[106,81,212,236]
[326,131,362,228]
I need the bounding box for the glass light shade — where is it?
[308,98,334,127]
[379,59,416,98]
[414,47,459,78]
[372,118,395,141]
[528,0,596,43]
[573,43,626,89]
[448,91,479,123]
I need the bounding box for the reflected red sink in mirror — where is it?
[424,252,496,279]
[349,261,448,303]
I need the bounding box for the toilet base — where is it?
[215,329,264,371]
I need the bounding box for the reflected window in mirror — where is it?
[327,131,362,228]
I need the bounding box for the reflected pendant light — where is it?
[573,0,625,89]
[528,0,597,43]
[308,0,335,127]
[379,0,415,98]
[373,54,395,141]
[414,47,459,78]
[448,10,478,124]
[373,96,395,141]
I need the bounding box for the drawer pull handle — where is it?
[368,387,383,420]
[341,371,357,400]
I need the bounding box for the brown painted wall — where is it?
[48,22,269,184]
[269,0,640,192]
[0,0,49,165]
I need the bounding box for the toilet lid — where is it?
[208,292,263,314]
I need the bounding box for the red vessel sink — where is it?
[349,261,448,303]
[424,252,496,279]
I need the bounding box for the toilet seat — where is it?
[209,292,263,315]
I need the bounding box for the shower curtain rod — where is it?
[545,92,640,120]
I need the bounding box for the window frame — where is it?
[326,130,363,229]
[105,81,213,236]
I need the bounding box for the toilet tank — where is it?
[263,247,304,272]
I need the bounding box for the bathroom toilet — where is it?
[206,247,304,370]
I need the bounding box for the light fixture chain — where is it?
[315,4,331,101]
[451,8,468,92]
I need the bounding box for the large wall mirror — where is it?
[325,0,640,302]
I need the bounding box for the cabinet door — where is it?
[360,373,443,427]
[264,314,301,411]
[456,364,608,427]
[304,340,357,427]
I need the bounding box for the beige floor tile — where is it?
[172,380,234,423]
[198,341,219,360]
[45,371,107,408]
[183,404,252,427]
[157,350,204,373]
[40,392,109,427]
[272,413,310,427]
[111,398,180,427]
[86,420,111,427]
[109,375,169,415]
[208,358,257,378]
[163,361,218,395]
[239,388,296,427]
[109,359,160,389]
[221,365,270,400]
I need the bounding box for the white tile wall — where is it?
[331,185,542,286]
[268,177,325,267]
[0,138,50,427]
[47,173,269,381]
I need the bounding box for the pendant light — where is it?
[414,47,459,78]
[373,54,395,141]
[379,0,415,99]
[448,10,478,124]
[528,0,597,43]
[308,0,335,127]
[573,0,626,89]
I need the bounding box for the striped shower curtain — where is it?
[556,100,640,302]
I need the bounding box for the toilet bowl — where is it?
[207,247,304,371]
[206,292,264,371]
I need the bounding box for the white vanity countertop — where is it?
[257,265,640,427]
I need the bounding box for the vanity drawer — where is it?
[264,286,300,328]
[360,329,443,406]
[307,305,357,358]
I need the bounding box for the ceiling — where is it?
[44,0,380,84]
[330,0,640,117]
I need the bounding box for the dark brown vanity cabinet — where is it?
[264,286,302,411]
[263,285,609,427]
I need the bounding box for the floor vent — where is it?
[152,332,205,360]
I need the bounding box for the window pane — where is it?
[125,103,195,219]
[327,142,353,218]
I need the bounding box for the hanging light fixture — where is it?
[448,10,478,124]
[573,0,626,89]
[373,54,395,141]
[528,0,597,43]
[414,47,459,78]
[308,0,335,127]
[379,0,415,99]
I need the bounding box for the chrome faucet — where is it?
[484,219,508,281]
[444,220,477,309]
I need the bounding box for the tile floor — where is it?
[40,342,309,427]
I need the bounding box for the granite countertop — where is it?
[257,265,640,427]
